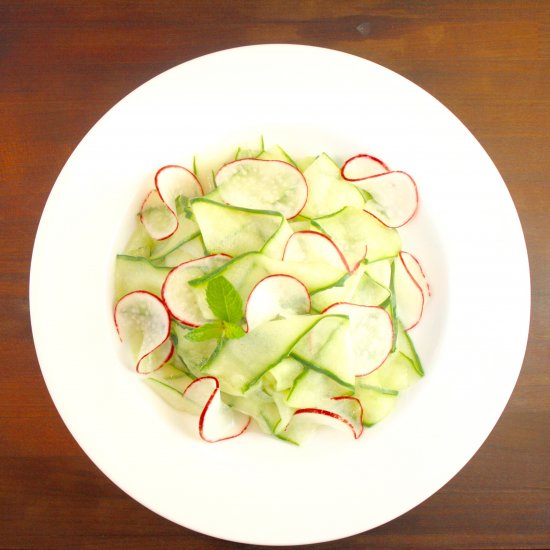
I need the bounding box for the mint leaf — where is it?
[184,322,223,342]
[206,277,243,323]
[223,322,246,340]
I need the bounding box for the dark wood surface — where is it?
[1,1,548,548]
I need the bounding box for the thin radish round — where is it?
[114,291,172,373]
[245,274,311,331]
[214,158,308,219]
[162,254,230,327]
[323,303,393,376]
[182,376,251,442]
[394,251,425,330]
[285,396,364,442]
[139,189,178,240]
[283,230,349,272]
[155,164,204,214]
[341,153,389,181]
[144,165,204,240]
[400,251,430,300]
[352,171,418,228]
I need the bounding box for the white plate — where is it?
[30,45,530,545]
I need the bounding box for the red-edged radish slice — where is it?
[214,158,308,219]
[400,251,430,300]
[245,274,311,331]
[394,251,425,331]
[353,171,419,228]
[114,291,172,373]
[288,396,364,440]
[155,164,204,215]
[341,153,389,181]
[143,165,204,240]
[323,303,393,376]
[182,376,251,442]
[162,254,230,327]
[283,230,350,272]
[139,189,178,240]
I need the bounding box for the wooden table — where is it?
[1,1,548,548]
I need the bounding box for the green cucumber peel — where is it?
[400,329,424,377]
[356,383,399,396]
[289,352,355,391]
[389,259,398,351]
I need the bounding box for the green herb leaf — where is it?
[206,276,243,323]
[223,322,246,339]
[184,322,223,342]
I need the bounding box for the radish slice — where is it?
[214,158,308,219]
[245,274,311,331]
[286,396,364,442]
[394,252,425,330]
[162,254,230,327]
[341,153,389,181]
[155,164,204,215]
[114,291,172,373]
[182,376,251,442]
[323,303,393,376]
[139,189,178,240]
[143,165,203,240]
[283,230,349,272]
[352,171,419,228]
[400,251,431,300]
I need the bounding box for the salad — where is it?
[114,139,430,444]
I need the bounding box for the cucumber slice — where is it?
[300,153,364,218]
[204,314,349,395]
[257,144,297,165]
[215,158,307,219]
[395,319,424,376]
[364,258,392,288]
[262,357,304,392]
[191,198,292,259]
[171,321,219,377]
[351,272,391,306]
[285,368,351,409]
[189,251,348,296]
[115,255,171,300]
[223,387,282,434]
[323,303,393,376]
[160,234,206,267]
[149,214,200,262]
[290,315,354,390]
[312,206,401,266]
[122,217,153,257]
[358,350,419,392]
[145,363,195,412]
[355,385,397,427]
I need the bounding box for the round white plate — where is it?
[30,45,530,545]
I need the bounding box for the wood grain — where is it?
[1,1,548,548]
